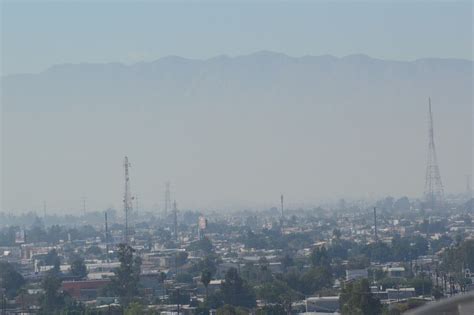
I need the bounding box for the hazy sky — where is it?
[1,1,472,213]
[1,1,472,75]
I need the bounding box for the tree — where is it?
[256,279,302,305]
[256,304,286,315]
[280,253,294,272]
[332,228,342,240]
[0,262,25,298]
[43,249,61,273]
[300,266,333,295]
[70,255,88,279]
[340,279,382,315]
[85,245,103,258]
[176,251,189,267]
[39,271,65,314]
[176,272,194,284]
[110,243,142,306]
[407,275,432,296]
[125,301,144,315]
[221,268,256,308]
[201,269,212,300]
[217,304,248,315]
[188,237,214,254]
[311,246,331,269]
[347,255,370,269]
[258,256,273,282]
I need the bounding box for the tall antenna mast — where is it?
[374,207,378,242]
[105,211,109,262]
[173,200,178,241]
[424,98,445,210]
[281,194,284,219]
[135,194,139,218]
[164,181,171,217]
[82,195,87,217]
[467,174,472,197]
[123,156,133,244]
[43,201,47,221]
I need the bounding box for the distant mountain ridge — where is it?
[3,51,472,112]
[4,50,472,77]
[1,51,472,210]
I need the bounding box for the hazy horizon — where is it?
[1,2,472,213]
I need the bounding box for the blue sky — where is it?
[1,1,472,75]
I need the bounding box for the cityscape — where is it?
[1,2,473,315]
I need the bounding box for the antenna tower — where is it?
[173,200,178,240]
[467,174,472,197]
[281,194,284,219]
[374,207,378,241]
[105,211,109,262]
[424,98,445,210]
[82,195,87,217]
[123,156,133,244]
[164,181,171,217]
[43,201,47,219]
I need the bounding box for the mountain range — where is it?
[1,51,472,211]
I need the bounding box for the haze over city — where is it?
[1,2,474,315]
[1,1,472,213]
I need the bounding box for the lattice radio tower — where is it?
[123,156,134,243]
[424,98,445,210]
[164,181,171,217]
[173,200,178,241]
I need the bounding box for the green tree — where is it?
[311,246,331,269]
[256,279,302,304]
[217,304,248,315]
[70,255,88,279]
[301,266,333,295]
[221,268,256,308]
[0,261,25,298]
[201,269,212,300]
[125,301,144,315]
[110,243,142,306]
[39,271,65,314]
[280,253,294,272]
[340,279,382,315]
[256,304,286,315]
[188,237,214,254]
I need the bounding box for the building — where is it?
[345,269,368,281]
[62,279,110,301]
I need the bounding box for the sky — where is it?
[1,1,472,76]
[0,1,472,213]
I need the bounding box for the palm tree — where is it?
[200,269,212,300]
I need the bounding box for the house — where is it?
[305,296,340,313]
[386,288,415,300]
[346,269,368,281]
[62,279,110,300]
[385,267,405,278]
